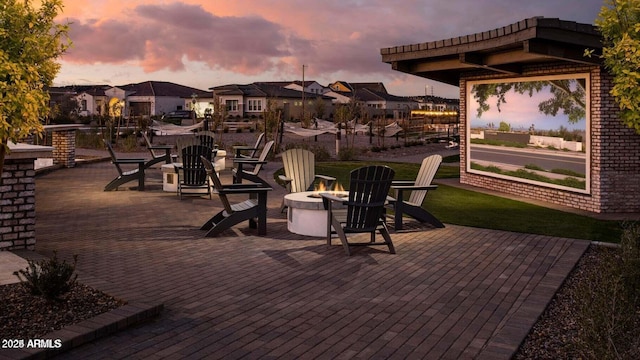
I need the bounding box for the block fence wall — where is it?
[459,63,640,214]
[0,158,36,250]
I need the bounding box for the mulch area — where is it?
[0,282,125,339]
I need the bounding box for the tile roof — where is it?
[119,81,210,98]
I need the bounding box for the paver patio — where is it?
[15,158,589,359]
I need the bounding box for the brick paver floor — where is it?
[29,159,589,359]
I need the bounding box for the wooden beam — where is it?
[406,58,476,73]
[524,39,601,65]
[459,53,522,75]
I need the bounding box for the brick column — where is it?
[52,129,76,168]
[0,158,36,250]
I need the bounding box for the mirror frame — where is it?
[465,73,591,194]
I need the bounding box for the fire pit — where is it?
[283,190,348,237]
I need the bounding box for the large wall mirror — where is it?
[466,74,590,194]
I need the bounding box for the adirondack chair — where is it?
[176,144,213,199]
[194,131,218,151]
[387,154,444,230]
[233,132,264,158]
[321,165,396,256]
[142,132,173,169]
[200,156,272,236]
[278,148,336,212]
[103,140,146,191]
[175,136,201,163]
[232,140,274,186]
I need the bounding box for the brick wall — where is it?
[52,129,76,168]
[0,158,36,250]
[460,63,640,214]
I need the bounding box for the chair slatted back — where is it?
[175,137,200,163]
[281,148,315,193]
[181,145,212,186]
[201,156,233,214]
[250,140,274,175]
[141,132,155,156]
[104,140,123,175]
[408,155,442,205]
[345,165,395,232]
[195,131,217,151]
[249,133,265,158]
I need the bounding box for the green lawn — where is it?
[307,161,622,243]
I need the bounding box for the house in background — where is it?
[118,81,212,118]
[264,80,327,95]
[211,83,332,120]
[48,81,212,119]
[76,87,109,116]
[325,81,419,119]
[353,87,418,119]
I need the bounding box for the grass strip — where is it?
[311,161,621,243]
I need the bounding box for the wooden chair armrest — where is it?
[278,175,293,187]
[233,146,259,157]
[114,158,146,164]
[218,186,272,194]
[233,159,267,165]
[315,174,337,182]
[392,184,438,191]
[391,180,416,186]
[148,145,173,150]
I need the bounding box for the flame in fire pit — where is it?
[308,181,347,198]
[314,181,344,192]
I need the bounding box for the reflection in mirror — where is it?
[466,74,590,193]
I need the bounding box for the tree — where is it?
[472,80,586,123]
[312,97,326,120]
[593,0,640,134]
[0,0,71,177]
[498,121,511,132]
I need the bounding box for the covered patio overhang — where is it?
[380,17,603,86]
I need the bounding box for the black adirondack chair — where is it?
[321,165,396,256]
[194,131,218,151]
[233,132,264,158]
[176,145,213,199]
[232,140,274,186]
[200,156,272,236]
[142,132,172,169]
[103,140,146,191]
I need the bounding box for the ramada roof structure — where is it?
[380,17,604,86]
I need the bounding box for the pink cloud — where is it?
[56,0,604,95]
[63,2,311,75]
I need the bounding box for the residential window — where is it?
[226,100,238,112]
[248,100,263,112]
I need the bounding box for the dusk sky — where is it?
[55,0,605,98]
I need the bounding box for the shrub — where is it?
[338,147,359,161]
[121,136,139,151]
[310,145,331,162]
[284,142,310,151]
[14,251,78,300]
[76,130,103,149]
[573,223,640,359]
